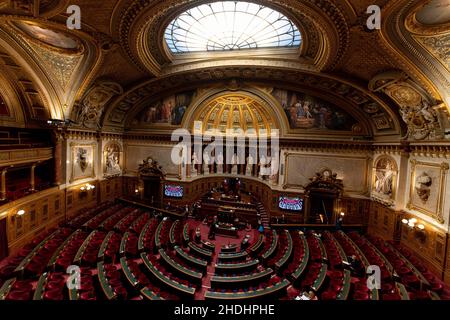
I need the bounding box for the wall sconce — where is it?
[402,217,426,243]
[340,212,345,217]
[12,209,25,223]
[80,183,96,192]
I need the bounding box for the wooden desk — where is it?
[215,259,259,273]
[211,268,273,287]
[205,279,290,300]
[159,249,203,282]
[120,257,140,288]
[169,220,180,247]
[175,246,208,271]
[274,230,293,270]
[97,262,117,300]
[140,287,166,300]
[98,231,114,261]
[188,242,213,261]
[218,251,248,262]
[221,244,237,253]
[261,230,278,261]
[291,234,309,282]
[248,234,264,255]
[140,253,195,297]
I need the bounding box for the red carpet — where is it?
[187,220,259,300]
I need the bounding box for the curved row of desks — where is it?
[211,268,274,287]
[140,253,195,297]
[248,234,264,255]
[169,220,180,247]
[154,220,166,249]
[218,251,248,262]
[97,261,117,300]
[140,287,166,300]
[47,230,84,269]
[0,278,16,300]
[261,230,278,261]
[33,272,49,300]
[188,242,213,261]
[205,279,290,300]
[159,249,203,282]
[215,259,260,273]
[274,231,293,270]
[291,234,309,282]
[98,231,115,261]
[74,230,101,265]
[14,231,58,275]
[311,263,328,292]
[120,257,140,288]
[175,246,208,271]
[336,269,352,300]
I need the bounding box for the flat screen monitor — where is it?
[164,184,183,198]
[279,196,303,211]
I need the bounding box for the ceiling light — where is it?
[408,221,415,227]
[402,219,408,224]
[410,218,417,224]
[17,210,25,216]
[417,224,425,230]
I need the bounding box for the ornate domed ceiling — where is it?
[165,1,301,53]
[0,0,448,142]
[193,94,276,136]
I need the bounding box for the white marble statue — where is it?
[246,154,254,176]
[203,152,210,175]
[191,152,199,176]
[216,152,224,174]
[231,153,238,175]
[270,155,279,184]
[106,147,121,174]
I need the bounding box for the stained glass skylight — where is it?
[165,1,302,53]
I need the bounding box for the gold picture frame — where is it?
[70,142,96,183]
[407,160,449,224]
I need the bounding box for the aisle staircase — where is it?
[257,203,270,229]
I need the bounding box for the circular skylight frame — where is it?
[165,1,302,53]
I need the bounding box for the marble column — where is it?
[0,169,7,201]
[30,164,36,192]
[53,132,64,186]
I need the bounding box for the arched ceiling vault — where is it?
[102,67,402,140]
[0,0,448,142]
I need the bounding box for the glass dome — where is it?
[165,1,301,53]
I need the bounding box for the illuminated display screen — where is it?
[279,196,303,211]
[164,185,184,198]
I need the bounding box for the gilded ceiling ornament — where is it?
[369,70,444,140]
[76,80,123,130]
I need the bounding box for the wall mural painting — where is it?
[136,91,195,126]
[407,160,449,224]
[272,88,357,131]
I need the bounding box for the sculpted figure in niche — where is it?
[415,172,432,203]
[191,152,199,176]
[105,145,121,175]
[203,152,210,175]
[216,152,224,174]
[246,154,254,176]
[231,154,238,175]
[375,159,395,196]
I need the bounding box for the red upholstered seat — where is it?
[321,290,337,300]
[353,291,369,300]
[382,293,401,300]
[6,290,31,300]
